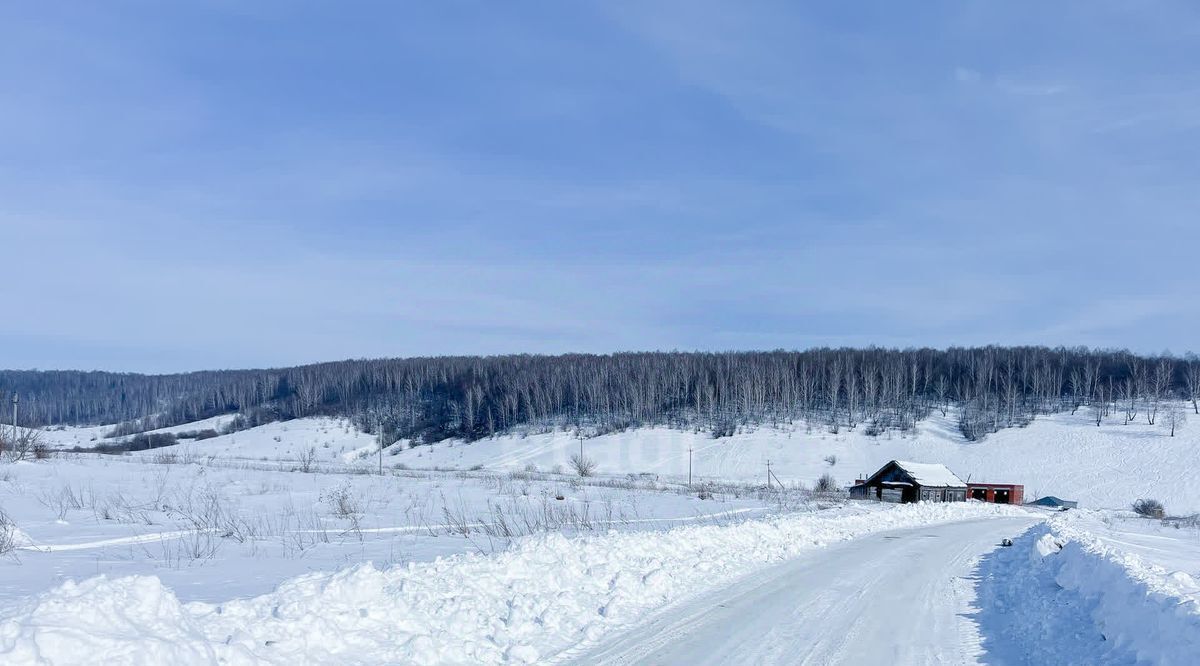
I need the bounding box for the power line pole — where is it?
[7,393,17,457]
[577,432,584,460]
[766,459,771,490]
[377,420,384,476]
[688,446,693,487]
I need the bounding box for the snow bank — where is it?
[1041,512,1200,663]
[0,502,1028,665]
[0,576,217,665]
[977,511,1200,664]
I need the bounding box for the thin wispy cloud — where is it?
[1,2,1198,372]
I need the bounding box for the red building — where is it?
[968,483,1023,505]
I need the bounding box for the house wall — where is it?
[919,487,967,502]
[853,484,966,503]
[968,484,1024,505]
[851,482,916,503]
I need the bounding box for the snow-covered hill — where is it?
[390,406,1200,513]
[133,417,380,464]
[42,404,1200,513]
[37,414,239,450]
[42,417,379,465]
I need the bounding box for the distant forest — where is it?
[2,347,1199,444]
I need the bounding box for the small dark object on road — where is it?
[1000,538,1013,547]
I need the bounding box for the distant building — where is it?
[1027,495,1077,509]
[849,460,968,503]
[968,482,1024,505]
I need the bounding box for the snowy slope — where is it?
[37,414,239,450]
[35,424,115,450]
[391,406,1200,513]
[141,415,240,437]
[41,403,1200,512]
[129,417,380,464]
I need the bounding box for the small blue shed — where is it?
[1027,496,1077,509]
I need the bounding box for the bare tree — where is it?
[1147,358,1172,425]
[1090,392,1105,427]
[1068,367,1084,413]
[1162,404,1187,437]
[1120,377,1139,425]
[825,359,843,433]
[1,426,43,463]
[1185,360,1200,415]
[569,453,597,477]
[932,375,949,416]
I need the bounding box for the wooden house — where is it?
[849,460,968,503]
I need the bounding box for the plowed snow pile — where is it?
[0,502,1026,665]
[975,510,1200,664]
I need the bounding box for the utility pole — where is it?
[377,420,384,476]
[687,446,693,487]
[766,459,771,490]
[6,393,16,457]
[577,432,584,460]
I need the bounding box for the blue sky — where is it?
[2,2,1198,372]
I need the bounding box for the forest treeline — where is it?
[2,347,1199,444]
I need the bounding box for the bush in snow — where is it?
[0,509,16,556]
[294,446,318,473]
[814,473,838,494]
[823,455,837,466]
[569,454,597,477]
[710,421,736,439]
[0,427,45,462]
[1132,498,1165,519]
[320,483,363,519]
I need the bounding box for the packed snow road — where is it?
[566,516,1036,666]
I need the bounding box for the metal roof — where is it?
[890,461,968,488]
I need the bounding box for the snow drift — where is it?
[0,502,1027,665]
[1043,513,1200,663]
[976,511,1200,664]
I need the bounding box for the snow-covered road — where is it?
[567,516,1036,665]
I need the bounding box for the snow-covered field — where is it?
[37,415,240,451]
[0,455,773,605]
[4,410,1198,663]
